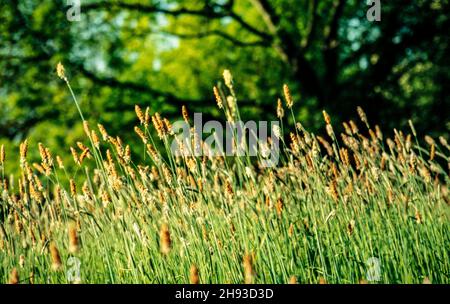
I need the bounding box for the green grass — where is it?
[0,68,449,284]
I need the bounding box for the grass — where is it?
[0,66,449,284]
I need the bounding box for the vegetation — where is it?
[0,67,449,284]
[1,1,449,178]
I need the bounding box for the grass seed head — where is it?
[243,253,255,284]
[182,105,190,124]
[190,265,199,284]
[322,110,331,125]
[357,106,368,126]
[56,62,66,81]
[0,144,5,164]
[223,69,233,89]
[283,84,294,108]
[9,268,19,284]
[213,86,223,109]
[69,223,79,254]
[134,126,148,144]
[50,243,62,271]
[70,179,77,197]
[97,124,109,141]
[276,98,284,119]
[160,223,171,255]
[135,105,145,125]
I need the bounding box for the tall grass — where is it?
[0,65,449,284]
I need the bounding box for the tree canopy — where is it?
[1,0,449,173]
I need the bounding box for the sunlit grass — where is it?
[0,66,449,284]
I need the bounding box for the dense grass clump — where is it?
[0,67,449,284]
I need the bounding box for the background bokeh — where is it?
[1,0,449,175]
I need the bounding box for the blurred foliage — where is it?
[1,0,449,176]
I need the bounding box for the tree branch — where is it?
[304,0,319,50]
[249,0,279,34]
[159,29,269,47]
[74,63,272,113]
[83,1,272,41]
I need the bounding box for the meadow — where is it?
[0,65,449,284]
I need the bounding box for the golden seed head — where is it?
[20,139,28,165]
[225,181,233,196]
[69,222,79,254]
[424,135,435,146]
[223,69,233,89]
[160,223,171,255]
[276,197,283,216]
[79,148,91,163]
[163,118,173,135]
[273,125,282,139]
[349,120,359,134]
[190,265,199,284]
[19,255,25,268]
[415,210,423,224]
[146,144,159,161]
[326,124,334,138]
[283,84,294,108]
[439,136,449,149]
[97,124,109,141]
[134,126,148,144]
[124,145,131,163]
[83,121,90,138]
[91,130,100,149]
[162,164,172,184]
[144,107,150,127]
[375,125,383,141]
[106,149,114,166]
[33,163,45,175]
[357,106,368,125]
[276,98,284,119]
[408,120,417,137]
[34,174,43,191]
[77,142,91,162]
[342,122,352,135]
[29,181,43,203]
[213,86,223,109]
[288,223,294,237]
[243,253,255,284]
[182,105,189,124]
[56,62,66,81]
[290,133,299,154]
[152,113,165,139]
[329,180,339,202]
[135,105,145,125]
[348,219,356,235]
[70,147,80,165]
[9,268,19,284]
[322,110,331,124]
[70,179,77,197]
[0,144,5,164]
[50,243,62,271]
[429,144,435,161]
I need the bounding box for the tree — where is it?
[1,0,449,150]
